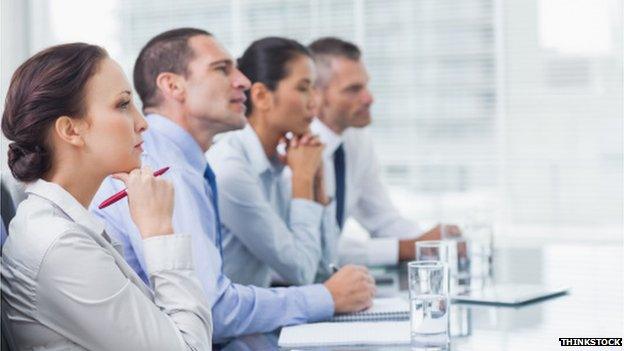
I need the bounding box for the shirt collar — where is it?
[311,118,343,156]
[26,179,105,236]
[146,113,208,174]
[239,124,283,176]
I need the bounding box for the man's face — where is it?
[318,57,374,132]
[183,35,251,133]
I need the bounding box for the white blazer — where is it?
[1,179,212,350]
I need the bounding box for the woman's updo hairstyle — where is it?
[237,37,311,116]
[2,43,107,182]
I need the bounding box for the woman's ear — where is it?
[53,116,86,147]
[155,72,186,102]
[250,82,273,112]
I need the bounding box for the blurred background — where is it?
[1,0,622,245]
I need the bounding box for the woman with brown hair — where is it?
[1,43,212,350]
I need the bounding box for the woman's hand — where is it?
[112,166,174,239]
[287,134,324,200]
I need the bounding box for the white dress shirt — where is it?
[207,125,339,287]
[311,119,423,266]
[1,179,212,350]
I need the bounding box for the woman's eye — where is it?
[119,100,130,110]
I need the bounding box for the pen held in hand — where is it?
[98,166,170,209]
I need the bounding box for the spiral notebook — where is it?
[329,297,410,322]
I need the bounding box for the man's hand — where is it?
[324,265,376,314]
[398,224,461,261]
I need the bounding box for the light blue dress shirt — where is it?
[91,114,334,342]
[207,125,339,287]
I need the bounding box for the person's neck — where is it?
[45,159,104,208]
[146,107,216,152]
[248,115,282,158]
[318,114,346,135]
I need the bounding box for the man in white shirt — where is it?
[308,37,460,266]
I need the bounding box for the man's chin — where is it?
[234,115,248,130]
[225,114,248,131]
[353,117,372,128]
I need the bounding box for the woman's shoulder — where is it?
[3,195,95,276]
[208,130,253,170]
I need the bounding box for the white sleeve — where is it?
[349,132,423,239]
[37,231,212,351]
[338,234,399,266]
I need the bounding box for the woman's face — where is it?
[267,55,317,136]
[81,58,147,174]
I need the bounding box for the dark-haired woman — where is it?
[208,37,342,287]
[1,43,212,350]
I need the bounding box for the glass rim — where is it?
[408,260,446,269]
[415,240,448,247]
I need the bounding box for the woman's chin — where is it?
[113,159,141,175]
[292,126,310,136]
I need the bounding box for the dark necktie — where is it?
[334,144,346,229]
[204,164,223,258]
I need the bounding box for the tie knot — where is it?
[204,164,216,183]
[334,143,345,158]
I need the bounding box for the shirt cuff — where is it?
[142,234,194,274]
[300,284,334,322]
[366,237,399,266]
[290,198,324,226]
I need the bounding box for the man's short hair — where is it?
[308,37,361,87]
[133,28,211,111]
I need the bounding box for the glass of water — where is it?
[408,261,450,348]
[415,240,449,262]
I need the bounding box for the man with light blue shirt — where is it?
[91,28,375,343]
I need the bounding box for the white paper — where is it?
[278,321,411,348]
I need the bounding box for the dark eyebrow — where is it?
[119,90,132,96]
[343,83,363,91]
[209,59,234,68]
[299,78,312,84]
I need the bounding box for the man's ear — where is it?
[155,72,186,102]
[53,116,86,147]
[250,82,273,112]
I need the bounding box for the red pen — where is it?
[98,166,170,209]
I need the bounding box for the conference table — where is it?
[219,243,624,350]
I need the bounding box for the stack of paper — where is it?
[278,321,411,348]
[278,298,412,348]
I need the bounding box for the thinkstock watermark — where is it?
[558,338,622,347]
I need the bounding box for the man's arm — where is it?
[211,276,333,342]
[345,131,423,263]
[347,131,462,262]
